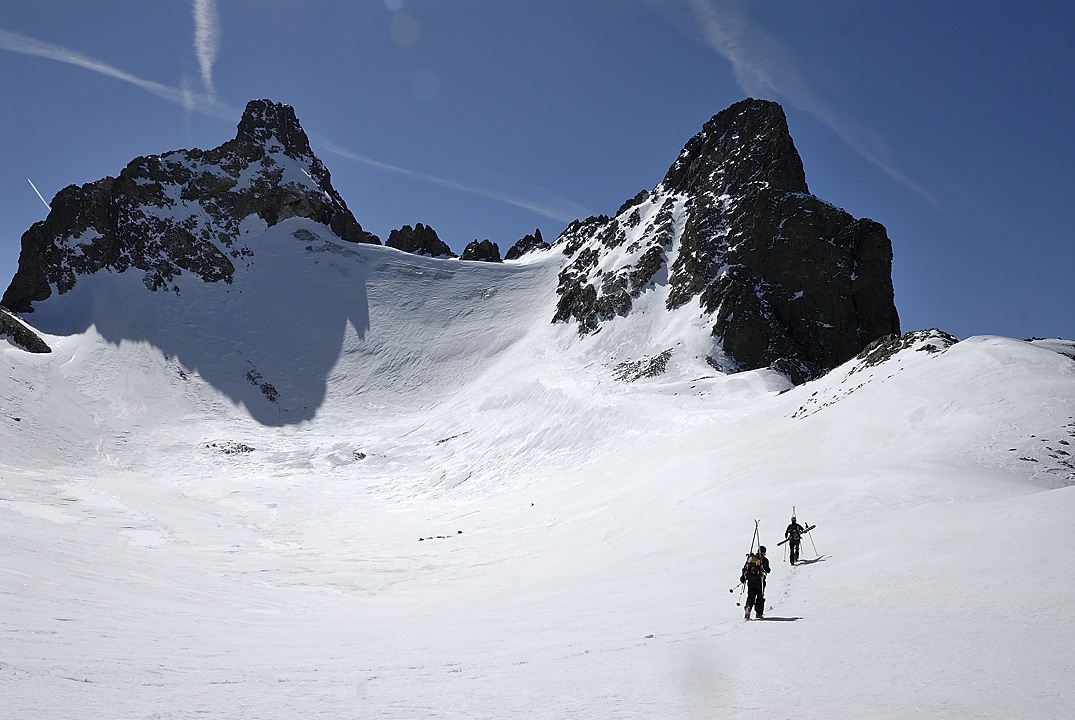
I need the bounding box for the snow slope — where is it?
[2,220,1073,719]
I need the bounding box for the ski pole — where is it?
[807,526,820,557]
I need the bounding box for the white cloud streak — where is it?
[192,0,220,100]
[0,25,586,225]
[1,27,183,106]
[0,26,237,121]
[320,141,586,223]
[682,0,943,211]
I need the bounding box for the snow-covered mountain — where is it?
[1,101,1073,718]
[553,99,900,382]
[4,98,898,383]
[2,100,378,318]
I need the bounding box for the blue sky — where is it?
[2,1,1072,340]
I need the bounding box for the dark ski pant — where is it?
[745,577,765,616]
[789,540,801,564]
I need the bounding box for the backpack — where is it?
[744,554,764,578]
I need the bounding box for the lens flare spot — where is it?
[390,12,420,48]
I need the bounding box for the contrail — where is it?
[27,178,51,210]
[0,25,586,224]
[0,26,236,121]
[320,140,588,223]
[658,0,945,213]
[192,0,220,100]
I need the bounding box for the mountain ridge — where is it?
[5,97,897,384]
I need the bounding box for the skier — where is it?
[785,516,806,565]
[740,545,771,619]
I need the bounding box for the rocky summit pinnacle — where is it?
[662,98,808,197]
[235,99,316,158]
[552,98,900,382]
[2,99,380,313]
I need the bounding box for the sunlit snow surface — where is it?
[2,220,1074,718]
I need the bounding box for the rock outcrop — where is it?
[0,305,50,353]
[460,240,502,263]
[385,223,456,258]
[552,98,900,381]
[854,329,959,370]
[505,229,550,260]
[2,100,379,313]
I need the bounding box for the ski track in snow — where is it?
[2,219,1074,718]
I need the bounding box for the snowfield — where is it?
[2,220,1073,719]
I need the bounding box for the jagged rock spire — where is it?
[235,99,316,159]
[662,98,808,196]
[386,223,455,258]
[461,239,502,263]
[505,228,550,261]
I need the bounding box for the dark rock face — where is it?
[854,329,959,370]
[551,200,674,336]
[2,99,379,313]
[460,239,502,263]
[385,223,456,258]
[0,305,50,353]
[552,98,901,380]
[505,228,550,260]
[613,349,673,382]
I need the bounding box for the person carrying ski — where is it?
[740,546,771,619]
[785,516,806,565]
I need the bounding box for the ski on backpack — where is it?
[737,520,770,619]
[776,524,815,546]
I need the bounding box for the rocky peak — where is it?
[234,99,315,160]
[551,98,900,382]
[385,223,456,258]
[505,228,550,261]
[3,99,379,313]
[662,98,808,197]
[461,239,502,263]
